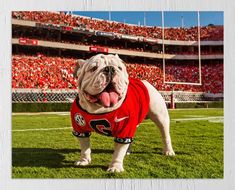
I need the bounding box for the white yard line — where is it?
[172,116,223,121]
[12,127,71,132]
[12,112,70,116]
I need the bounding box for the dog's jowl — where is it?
[70,54,175,172]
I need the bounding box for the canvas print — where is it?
[12,11,223,178]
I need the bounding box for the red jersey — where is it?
[70,78,150,143]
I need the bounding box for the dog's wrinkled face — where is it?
[74,54,129,114]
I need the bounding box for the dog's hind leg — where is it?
[126,142,132,155]
[142,81,175,156]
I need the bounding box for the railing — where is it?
[12,89,223,103]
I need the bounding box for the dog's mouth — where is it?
[84,83,122,108]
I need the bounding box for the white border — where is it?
[1,0,234,190]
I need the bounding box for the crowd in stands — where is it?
[126,61,223,93]
[12,54,223,93]
[12,54,77,89]
[165,63,200,84]
[11,12,224,94]
[12,11,223,41]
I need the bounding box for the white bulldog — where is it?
[71,54,175,172]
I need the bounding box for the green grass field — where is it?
[12,108,223,178]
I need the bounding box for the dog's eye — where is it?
[118,66,122,71]
[89,66,98,72]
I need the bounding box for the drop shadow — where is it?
[12,148,113,169]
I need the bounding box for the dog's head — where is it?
[74,54,129,114]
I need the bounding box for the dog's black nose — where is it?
[103,66,115,76]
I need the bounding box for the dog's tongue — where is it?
[99,91,119,107]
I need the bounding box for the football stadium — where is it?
[12,11,223,178]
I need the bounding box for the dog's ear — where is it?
[115,54,120,59]
[114,54,126,66]
[73,59,86,78]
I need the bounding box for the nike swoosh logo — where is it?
[114,116,129,123]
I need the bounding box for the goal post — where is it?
[162,11,202,86]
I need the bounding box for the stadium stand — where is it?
[12,11,223,41]
[12,54,223,93]
[11,11,224,104]
[12,54,77,89]
[12,27,223,55]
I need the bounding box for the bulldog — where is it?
[70,54,175,172]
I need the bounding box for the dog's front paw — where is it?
[74,158,91,166]
[107,163,124,173]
